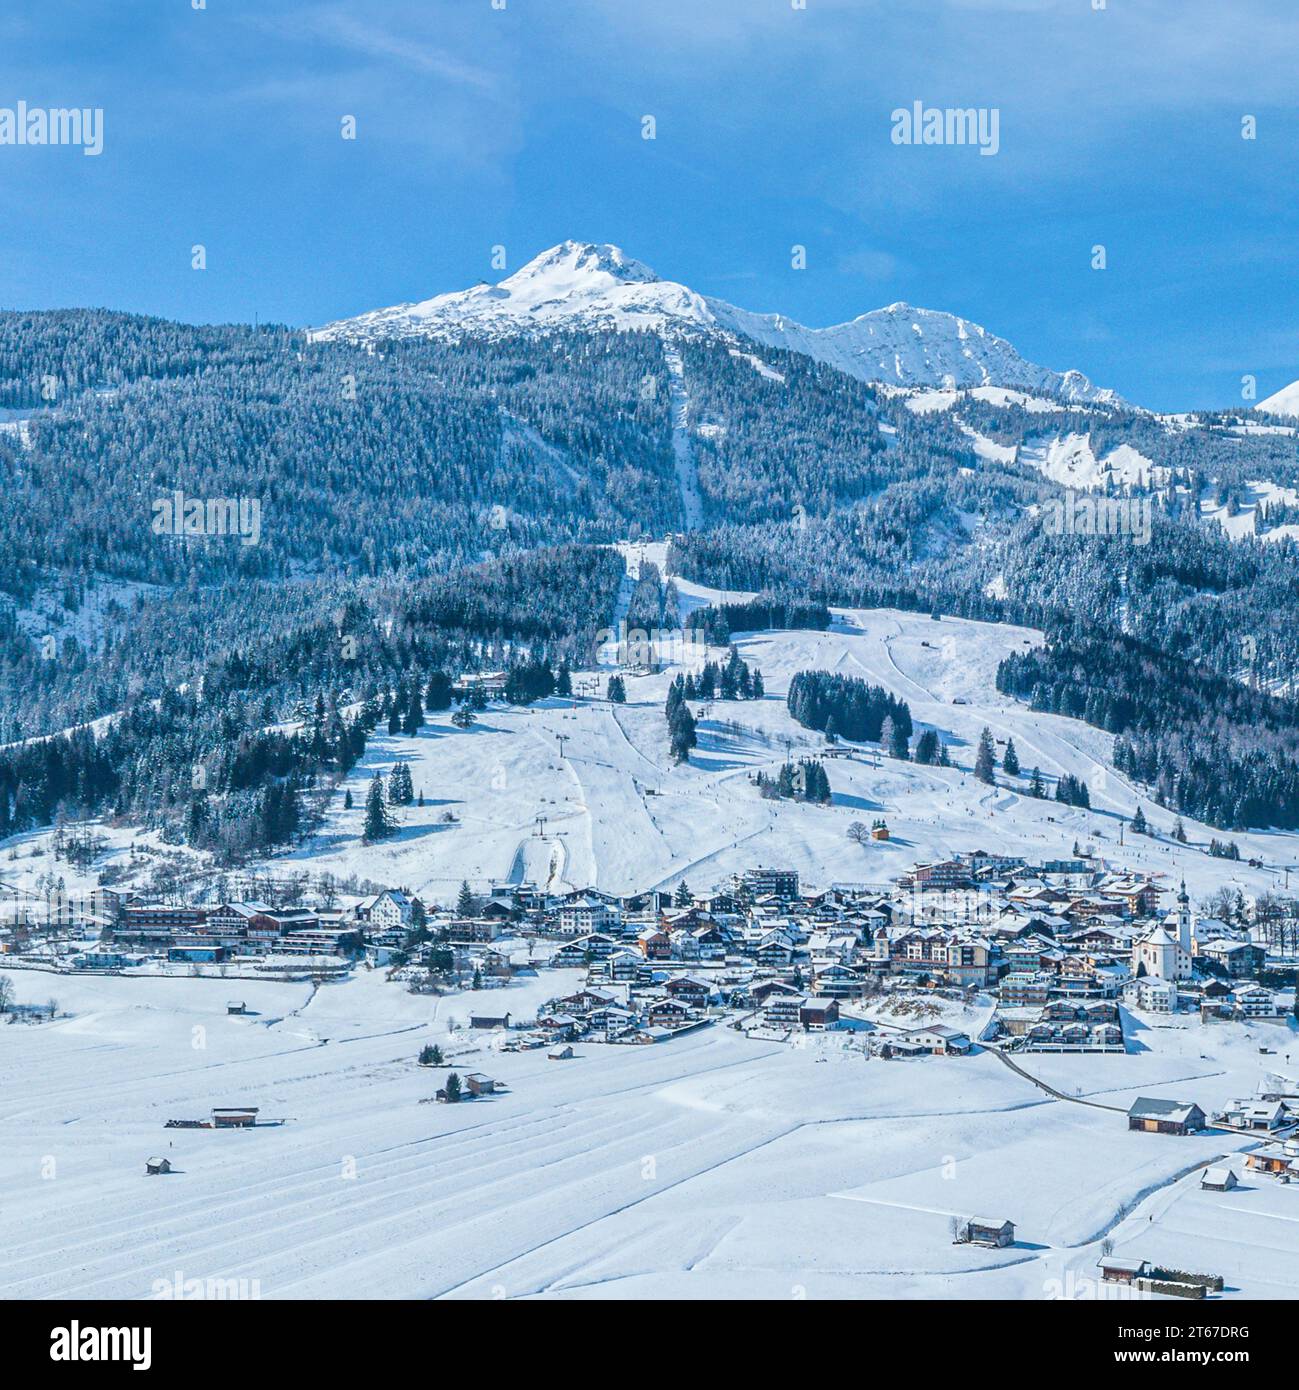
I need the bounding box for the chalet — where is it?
[145,1157,172,1176]
[445,917,502,944]
[551,988,619,1015]
[910,861,972,890]
[552,932,618,967]
[1125,977,1177,1014]
[763,993,806,1030]
[453,670,508,697]
[122,903,209,933]
[548,1044,574,1061]
[602,950,646,983]
[739,867,800,900]
[257,907,321,936]
[812,962,865,1000]
[637,927,672,960]
[799,997,840,1031]
[998,972,1054,1007]
[469,1012,512,1031]
[202,901,266,940]
[664,975,711,1007]
[1127,1097,1206,1135]
[690,925,731,959]
[647,998,693,1028]
[754,933,795,966]
[1200,938,1266,978]
[1200,1166,1237,1191]
[751,979,802,1006]
[1229,983,1278,1019]
[354,889,417,930]
[1217,1099,1289,1132]
[265,927,360,958]
[892,1024,971,1056]
[559,896,620,935]
[627,1025,675,1045]
[590,1004,637,1035]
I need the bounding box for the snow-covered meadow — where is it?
[1,966,1295,1300]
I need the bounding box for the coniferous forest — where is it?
[2,303,1299,849]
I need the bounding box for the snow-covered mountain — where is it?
[310,240,1119,404]
[1257,377,1299,418]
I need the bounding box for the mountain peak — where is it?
[309,241,1119,404]
[510,241,661,288]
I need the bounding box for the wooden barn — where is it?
[959,1216,1015,1248]
[145,1156,171,1176]
[211,1106,258,1129]
[1127,1097,1206,1135]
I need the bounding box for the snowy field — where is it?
[1,967,1295,1300]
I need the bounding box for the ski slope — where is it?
[234,561,1299,909]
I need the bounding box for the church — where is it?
[1130,882,1194,983]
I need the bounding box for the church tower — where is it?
[1176,879,1192,958]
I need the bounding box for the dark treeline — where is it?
[0,545,624,858]
[997,632,1299,829]
[756,759,832,804]
[787,671,913,745]
[689,593,830,644]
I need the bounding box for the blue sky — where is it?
[2,0,1298,410]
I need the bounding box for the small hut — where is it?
[958,1216,1016,1248]
[145,1156,172,1176]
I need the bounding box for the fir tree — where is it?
[363,772,395,842]
[402,686,425,735]
[425,671,453,711]
[887,720,910,760]
[974,727,997,784]
[456,879,476,916]
[669,702,697,763]
[1002,738,1020,777]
